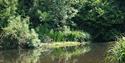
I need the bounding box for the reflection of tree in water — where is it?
[1,49,43,63]
[38,44,90,63]
[0,43,90,63]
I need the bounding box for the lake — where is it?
[0,42,113,63]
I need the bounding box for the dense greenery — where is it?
[1,16,40,49]
[72,0,125,42]
[0,0,125,49]
[106,37,125,63]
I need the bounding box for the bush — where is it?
[65,31,91,42]
[105,37,125,63]
[36,24,91,42]
[0,16,40,49]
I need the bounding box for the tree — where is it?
[72,0,125,41]
[0,0,18,28]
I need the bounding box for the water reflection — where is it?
[0,42,112,63]
[39,45,90,63]
[0,49,42,63]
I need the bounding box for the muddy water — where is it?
[0,42,113,63]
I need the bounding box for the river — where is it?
[0,42,113,63]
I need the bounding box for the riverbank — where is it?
[39,42,82,48]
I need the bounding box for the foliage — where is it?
[72,0,125,41]
[0,16,40,49]
[0,0,125,49]
[17,0,82,30]
[65,31,91,42]
[0,0,18,28]
[36,24,91,42]
[77,0,125,25]
[105,37,125,63]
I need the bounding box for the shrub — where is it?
[36,24,91,42]
[65,31,91,42]
[0,16,40,49]
[105,37,125,63]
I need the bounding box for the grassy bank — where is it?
[105,37,125,63]
[39,42,82,48]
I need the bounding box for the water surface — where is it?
[0,42,113,63]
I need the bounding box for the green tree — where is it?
[0,0,18,28]
[0,16,40,49]
[72,0,125,41]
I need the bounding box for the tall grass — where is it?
[105,37,125,63]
